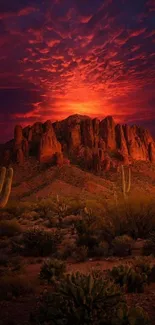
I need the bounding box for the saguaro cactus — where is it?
[0,167,13,208]
[121,165,131,199]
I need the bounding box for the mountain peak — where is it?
[0,114,155,170]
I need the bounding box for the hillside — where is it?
[10,159,155,203]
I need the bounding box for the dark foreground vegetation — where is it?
[0,195,155,324]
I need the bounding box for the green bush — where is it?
[110,262,151,293]
[31,271,150,325]
[106,197,155,240]
[77,233,98,251]
[143,231,155,256]
[36,196,84,219]
[0,219,21,237]
[93,240,110,257]
[133,257,152,278]
[72,245,88,262]
[39,258,66,283]
[112,235,134,257]
[127,306,150,325]
[32,272,124,325]
[57,238,77,259]
[22,227,61,256]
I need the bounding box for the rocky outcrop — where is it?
[100,116,116,150]
[1,114,155,172]
[38,122,62,164]
[13,125,29,165]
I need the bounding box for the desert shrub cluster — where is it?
[109,261,152,293]
[0,219,21,237]
[39,258,66,284]
[31,269,150,325]
[1,195,155,261]
[11,227,62,257]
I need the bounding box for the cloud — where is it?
[0,0,154,142]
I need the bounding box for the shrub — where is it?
[62,214,82,226]
[22,227,61,256]
[9,256,24,272]
[44,217,59,228]
[149,265,155,282]
[106,197,155,239]
[0,275,34,300]
[31,271,150,325]
[0,219,21,237]
[39,258,66,284]
[143,231,155,256]
[110,263,150,293]
[32,272,124,325]
[127,306,150,325]
[112,235,134,257]
[57,237,77,259]
[133,257,152,278]
[77,234,98,251]
[0,254,9,267]
[36,196,84,219]
[93,240,110,257]
[72,245,88,262]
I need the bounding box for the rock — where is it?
[81,118,94,148]
[1,114,155,171]
[55,152,64,166]
[123,124,150,160]
[38,126,62,164]
[14,125,23,145]
[63,157,70,165]
[92,152,101,172]
[93,118,100,147]
[149,142,155,162]
[100,116,116,150]
[115,124,129,160]
[83,147,93,170]
[13,125,29,164]
[68,124,81,150]
[131,239,146,256]
[16,148,24,165]
[104,157,111,171]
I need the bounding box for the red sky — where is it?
[0,0,155,142]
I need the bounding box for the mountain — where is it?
[1,114,155,173]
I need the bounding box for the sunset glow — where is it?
[0,0,155,142]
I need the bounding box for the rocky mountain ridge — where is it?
[1,114,155,172]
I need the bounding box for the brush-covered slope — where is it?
[10,160,155,203]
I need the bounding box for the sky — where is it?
[0,0,155,142]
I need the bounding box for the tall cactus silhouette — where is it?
[0,167,13,208]
[121,165,131,199]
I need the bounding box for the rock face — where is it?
[38,121,61,164]
[1,114,155,172]
[13,125,29,165]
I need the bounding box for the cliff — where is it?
[1,114,155,172]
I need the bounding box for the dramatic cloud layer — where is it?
[0,0,154,142]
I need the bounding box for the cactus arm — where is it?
[0,167,6,194]
[0,167,13,208]
[126,167,131,193]
[121,165,131,199]
[121,165,126,198]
